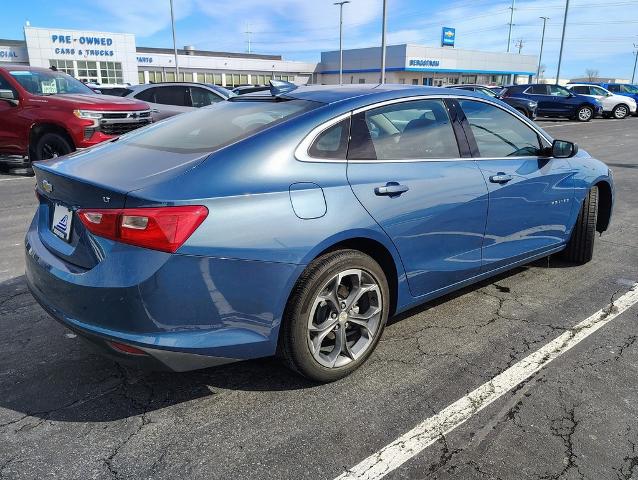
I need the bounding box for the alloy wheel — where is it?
[614,106,628,119]
[307,268,382,369]
[578,107,593,121]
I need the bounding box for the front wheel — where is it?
[576,106,594,122]
[563,186,599,264]
[279,250,390,382]
[31,133,73,162]
[612,104,629,120]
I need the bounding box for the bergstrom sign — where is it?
[407,58,442,69]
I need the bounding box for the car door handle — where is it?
[375,182,409,196]
[489,173,513,184]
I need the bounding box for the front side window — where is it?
[9,69,94,96]
[190,87,222,108]
[308,118,351,159]
[549,85,571,97]
[134,87,156,103]
[590,86,609,96]
[348,99,460,160]
[459,99,542,158]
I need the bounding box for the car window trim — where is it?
[295,94,552,164]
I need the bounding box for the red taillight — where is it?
[107,341,148,356]
[77,206,208,253]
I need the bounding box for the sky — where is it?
[1,0,636,80]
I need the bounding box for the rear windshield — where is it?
[121,99,320,153]
[9,70,95,96]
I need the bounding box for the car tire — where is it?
[279,249,390,382]
[563,186,599,264]
[612,104,630,120]
[575,106,594,122]
[31,133,73,162]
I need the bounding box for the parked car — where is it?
[501,83,603,121]
[25,84,614,382]
[566,83,636,119]
[123,82,231,121]
[0,65,151,163]
[447,84,538,119]
[90,85,135,97]
[574,82,638,115]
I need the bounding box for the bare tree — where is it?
[585,69,599,81]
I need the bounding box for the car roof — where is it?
[282,84,465,105]
[0,64,61,73]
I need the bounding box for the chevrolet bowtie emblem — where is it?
[42,179,53,193]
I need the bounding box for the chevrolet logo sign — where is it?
[128,112,140,119]
[42,179,53,193]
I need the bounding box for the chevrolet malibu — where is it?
[26,84,614,382]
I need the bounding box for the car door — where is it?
[346,98,489,298]
[547,84,574,115]
[525,84,554,115]
[0,71,22,153]
[456,98,575,271]
[189,86,224,108]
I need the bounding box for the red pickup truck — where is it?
[0,65,151,164]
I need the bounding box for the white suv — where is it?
[567,84,637,119]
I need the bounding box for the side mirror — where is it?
[0,89,18,106]
[552,139,578,159]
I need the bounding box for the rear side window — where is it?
[308,118,351,159]
[459,99,542,158]
[121,99,320,153]
[154,86,189,106]
[527,85,548,95]
[607,85,620,93]
[348,99,460,160]
[134,87,156,102]
[549,85,571,97]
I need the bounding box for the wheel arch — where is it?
[29,122,76,157]
[595,180,613,233]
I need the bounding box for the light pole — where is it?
[507,0,516,53]
[169,0,180,79]
[380,0,387,84]
[334,1,350,85]
[632,44,638,84]
[555,0,570,85]
[537,16,550,80]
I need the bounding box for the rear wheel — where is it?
[31,133,73,162]
[575,106,594,122]
[280,250,390,382]
[612,104,629,120]
[563,186,599,264]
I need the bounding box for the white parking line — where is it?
[0,177,33,182]
[335,284,638,480]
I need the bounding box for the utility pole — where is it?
[632,44,638,84]
[555,0,570,85]
[507,0,516,53]
[537,17,550,80]
[245,26,253,54]
[515,39,524,54]
[380,0,387,84]
[334,1,350,85]
[169,0,180,78]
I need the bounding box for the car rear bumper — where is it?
[24,211,303,371]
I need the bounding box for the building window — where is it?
[412,79,418,85]
[49,59,74,76]
[145,71,162,83]
[77,61,99,83]
[399,78,405,84]
[182,72,193,82]
[358,78,365,84]
[138,72,145,84]
[99,62,123,85]
[240,74,248,84]
[166,71,176,82]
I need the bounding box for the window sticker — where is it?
[41,80,58,94]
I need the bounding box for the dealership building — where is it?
[317,44,538,86]
[1,26,538,88]
[0,26,316,87]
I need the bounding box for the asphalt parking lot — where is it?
[1,117,637,480]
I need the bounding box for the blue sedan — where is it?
[25,84,614,382]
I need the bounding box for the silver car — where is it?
[567,84,637,119]
[123,83,232,121]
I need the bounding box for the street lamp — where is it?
[537,17,550,80]
[380,0,387,84]
[334,1,350,85]
[169,0,180,79]
[555,0,570,85]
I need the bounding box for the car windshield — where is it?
[9,70,95,96]
[477,87,497,98]
[620,84,638,94]
[121,99,321,153]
